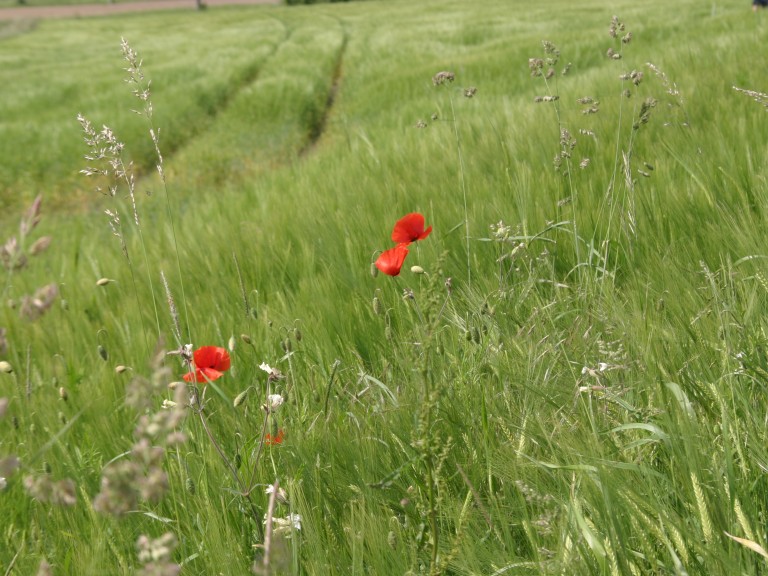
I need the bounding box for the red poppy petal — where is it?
[199,367,224,382]
[375,243,410,276]
[417,224,433,241]
[391,213,426,243]
[193,346,231,372]
[265,429,285,445]
[213,349,231,372]
[183,368,207,383]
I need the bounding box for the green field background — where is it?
[1,0,768,574]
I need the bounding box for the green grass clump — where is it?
[2,0,768,574]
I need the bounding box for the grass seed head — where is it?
[234,389,249,408]
[432,71,455,86]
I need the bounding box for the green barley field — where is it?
[2,0,768,574]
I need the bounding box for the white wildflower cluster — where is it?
[265,513,302,536]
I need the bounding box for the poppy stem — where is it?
[448,93,472,289]
[195,400,264,540]
[323,359,341,418]
[245,408,271,495]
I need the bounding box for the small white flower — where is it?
[161,399,177,409]
[287,513,301,531]
[265,513,302,535]
[265,484,289,504]
[598,362,609,372]
[259,362,273,374]
[267,394,284,412]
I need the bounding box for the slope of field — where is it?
[1,1,768,574]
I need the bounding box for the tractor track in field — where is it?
[299,22,346,157]
[0,0,279,21]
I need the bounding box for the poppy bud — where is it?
[115,365,128,374]
[234,453,242,469]
[233,389,248,408]
[0,361,12,374]
[59,387,68,401]
[60,299,69,311]
[98,345,108,361]
[294,328,302,342]
[240,333,252,345]
[58,411,67,425]
[410,266,425,275]
[385,326,392,340]
[44,461,52,474]
[96,278,113,287]
[370,262,379,278]
[372,296,382,315]
[186,477,196,495]
[281,338,292,353]
[228,336,236,352]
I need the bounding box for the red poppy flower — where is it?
[265,429,284,446]
[375,243,410,276]
[183,346,231,384]
[391,213,432,244]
